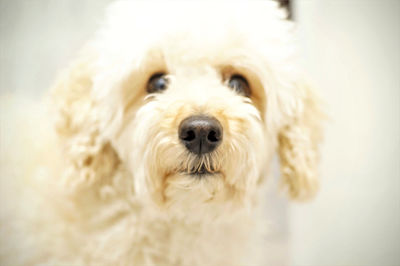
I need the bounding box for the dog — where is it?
[0,1,323,265]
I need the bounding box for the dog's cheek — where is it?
[111,102,160,199]
[221,114,268,199]
[114,100,189,204]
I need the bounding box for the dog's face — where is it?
[53,1,322,214]
[114,51,269,211]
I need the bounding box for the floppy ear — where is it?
[277,81,324,200]
[50,51,120,190]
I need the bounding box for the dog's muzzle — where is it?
[178,115,223,155]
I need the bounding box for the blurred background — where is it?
[292,1,399,266]
[0,0,399,265]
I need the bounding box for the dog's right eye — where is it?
[147,73,169,93]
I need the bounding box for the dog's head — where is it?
[51,1,323,213]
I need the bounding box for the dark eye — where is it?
[228,75,251,97]
[147,73,169,93]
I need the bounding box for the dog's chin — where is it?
[164,166,228,215]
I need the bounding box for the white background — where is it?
[293,0,399,265]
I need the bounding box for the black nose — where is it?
[178,115,223,155]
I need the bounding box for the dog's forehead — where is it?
[92,1,298,118]
[104,1,285,33]
[95,1,293,65]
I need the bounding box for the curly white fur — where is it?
[0,1,323,265]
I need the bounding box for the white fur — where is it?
[0,1,323,265]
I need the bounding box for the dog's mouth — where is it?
[175,153,221,178]
[180,161,220,177]
[188,165,218,176]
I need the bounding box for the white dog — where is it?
[0,1,323,265]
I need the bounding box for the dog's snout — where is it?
[178,115,223,155]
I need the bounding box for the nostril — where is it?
[183,130,196,142]
[207,130,219,142]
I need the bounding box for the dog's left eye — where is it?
[228,75,251,97]
[147,73,169,93]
